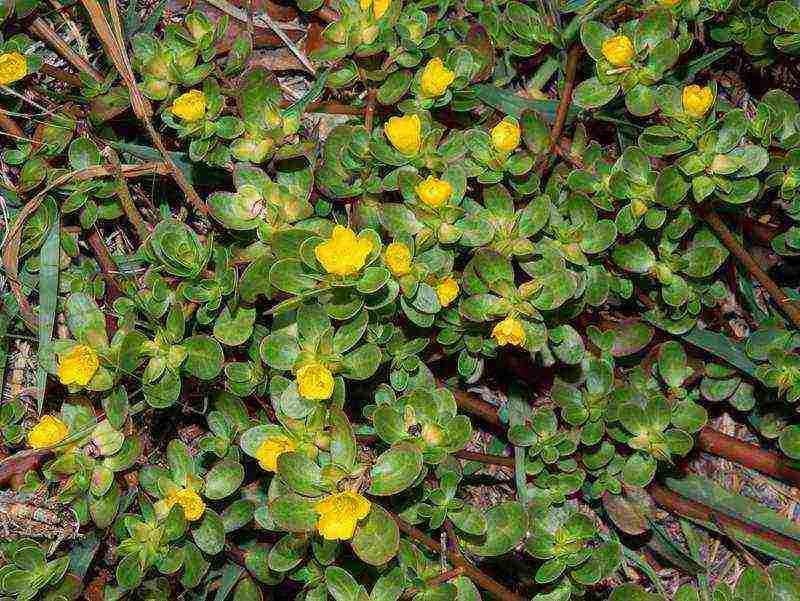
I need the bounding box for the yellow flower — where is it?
[659,0,681,6]
[682,84,714,118]
[27,415,69,449]
[435,277,460,307]
[601,35,635,67]
[360,0,390,18]
[171,90,206,122]
[296,363,335,400]
[315,225,374,276]
[419,58,455,98]
[315,491,371,541]
[491,316,526,347]
[255,435,295,471]
[415,175,452,207]
[165,487,206,521]
[385,242,412,276]
[491,119,521,153]
[0,52,27,85]
[384,114,422,156]
[58,345,99,386]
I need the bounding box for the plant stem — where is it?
[697,206,800,330]
[696,426,800,488]
[548,44,581,152]
[648,483,800,557]
[402,567,466,598]
[30,17,103,82]
[389,512,526,601]
[454,450,515,467]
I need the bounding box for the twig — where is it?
[39,63,84,87]
[102,147,150,242]
[79,0,207,215]
[648,483,800,557]
[697,206,800,330]
[402,567,466,598]
[548,45,581,152]
[30,17,103,82]
[454,450,515,467]
[697,427,800,488]
[389,512,527,601]
[0,110,24,138]
[205,0,317,74]
[365,89,378,132]
[0,449,51,486]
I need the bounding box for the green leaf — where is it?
[465,501,527,556]
[367,443,424,496]
[351,504,400,565]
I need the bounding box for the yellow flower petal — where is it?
[420,58,455,98]
[415,175,452,207]
[255,435,295,471]
[172,90,206,122]
[58,345,99,387]
[435,277,460,307]
[491,119,521,153]
[385,242,413,276]
[315,226,374,276]
[682,84,714,118]
[296,363,335,400]
[0,52,27,85]
[165,487,206,521]
[601,35,635,67]
[314,491,371,541]
[491,316,526,347]
[27,415,69,449]
[384,114,422,156]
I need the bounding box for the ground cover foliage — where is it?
[1,0,800,599]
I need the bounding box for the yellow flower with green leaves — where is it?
[420,58,455,98]
[491,316,525,347]
[315,491,371,540]
[601,35,635,67]
[384,114,422,156]
[385,242,412,276]
[255,435,295,471]
[296,363,335,400]
[165,487,205,521]
[58,345,99,386]
[415,175,452,207]
[682,84,714,118]
[172,90,206,122]
[27,415,69,449]
[491,119,521,153]
[360,0,390,18]
[435,277,460,307]
[0,52,27,85]
[315,225,374,276]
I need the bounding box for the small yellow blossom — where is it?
[385,242,412,276]
[171,90,206,122]
[255,435,295,471]
[659,0,681,6]
[296,363,335,400]
[601,35,635,67]
[491,119,521,153]
[682,84,714,118]
[360,0,390,18]
[315,491,371,541]
[415,175,452,207]
[435,277,460,307]
[315,225,374,276]
[165,487,206,521]
[631,199,648,218]
[58,345,99,386]
[0,52,27,85]
[384,114,422,156]
[419,58,455,98]
[491,316,526,347]
[27,415,69,449]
